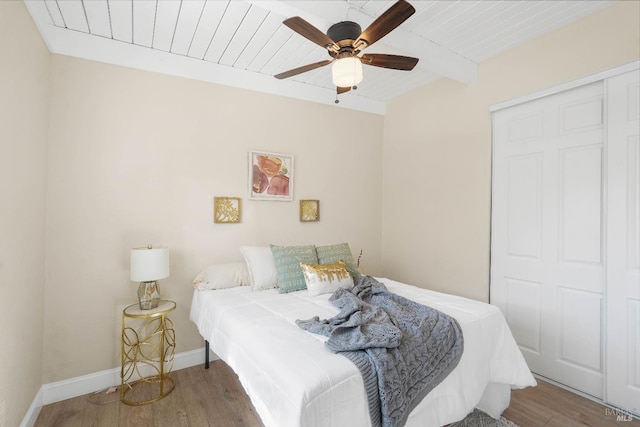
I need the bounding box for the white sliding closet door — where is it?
[491,82,605,398]
[606,70,640,414]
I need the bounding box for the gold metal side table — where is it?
[121,299,176,405]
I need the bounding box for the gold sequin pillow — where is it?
[300,260,354,297]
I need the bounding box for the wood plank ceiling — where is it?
[24,0,614,114]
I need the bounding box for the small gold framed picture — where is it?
[300,199,320,222]
[214,197,242,223]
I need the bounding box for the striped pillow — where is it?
[315,243,361,277]
[270,244,318,293]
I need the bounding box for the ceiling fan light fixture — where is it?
[332,57,363,88]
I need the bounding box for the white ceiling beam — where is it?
[22,0,385,115]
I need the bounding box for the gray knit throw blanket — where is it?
[296,276,464,427]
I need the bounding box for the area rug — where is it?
[450,409,520,427]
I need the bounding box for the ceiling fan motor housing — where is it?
[327,21,362,46]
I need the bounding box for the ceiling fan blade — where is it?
[360,53,418,70]
[337,86,351,95]
[275,60,333,80]
[355,0,415,49]
[283,17,339,52]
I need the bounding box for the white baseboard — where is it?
[20,347,215,427]
[20,392,42,427]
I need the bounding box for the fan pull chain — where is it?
[335,85,357,104]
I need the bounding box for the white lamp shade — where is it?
[130,246,170,282]
[332,57,363,87]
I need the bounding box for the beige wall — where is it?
[382,1,640,302]
[0,2,50,426]
[43,55,384,382]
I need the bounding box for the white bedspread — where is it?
[190,278,536,427]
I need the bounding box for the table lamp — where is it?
[130,244,170,310]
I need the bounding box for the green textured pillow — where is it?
[316,243,361,277]
[270,244,318,293]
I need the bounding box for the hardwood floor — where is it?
[35,360,264,427]
[35,361,639,427]
[503,379,640,427]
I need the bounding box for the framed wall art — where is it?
[213,197,242,223]
[300,200,320,222]
[249,150,294,201]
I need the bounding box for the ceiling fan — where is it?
[274,0,419,96]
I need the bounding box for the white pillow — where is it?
[192,262,250,290]
[240,246,278,291]
[300,260,354,297]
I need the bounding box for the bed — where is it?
[189,273,536,427]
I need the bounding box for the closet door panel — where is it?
[630,300,640,387]
[507,112,543,144]
[494,66,640,410]
[541,82,604,398]
[506,154,542,259]
[555,287,604,396]
[606,70,640,414]
[558,287,602,372]
[558,145,603,266]
[492,81,604,398]
[491,101,546,374]
[559,95,604,135]
[505,278,542,354]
